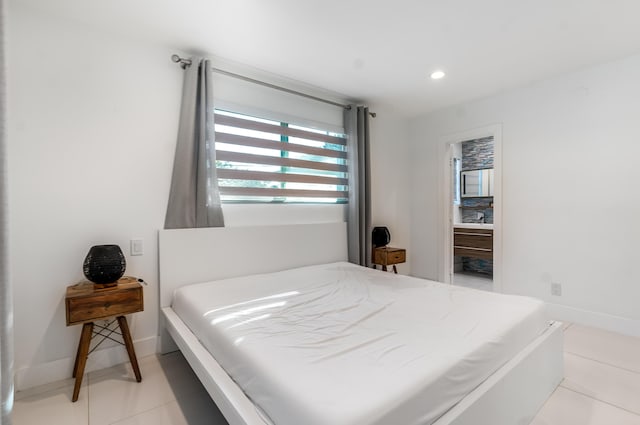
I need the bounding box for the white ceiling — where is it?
[15,0,640,117]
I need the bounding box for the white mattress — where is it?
[172,262,548,425]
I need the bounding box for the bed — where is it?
[158,222,563,425]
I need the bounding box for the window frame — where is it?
[214,109,348,204]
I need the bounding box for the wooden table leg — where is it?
[117,316,142,382]
[72,322,93,402]
[392,265,398,274]
[382,265,387,272]
[72,332,83,378]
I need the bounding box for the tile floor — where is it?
[13,351,226,425]
[13,323,640,425]
[453,271,494,291]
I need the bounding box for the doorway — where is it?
[440,125,502,293]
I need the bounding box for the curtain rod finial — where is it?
[171,54,192,69]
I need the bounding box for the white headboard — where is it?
[158,222,348,308]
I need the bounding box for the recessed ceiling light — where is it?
[430,70,446,80]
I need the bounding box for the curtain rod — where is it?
[171,55,376,117]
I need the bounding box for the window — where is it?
[214,110,348,203]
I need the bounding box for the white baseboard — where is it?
[546,302,640,338]
[15,335,157,392]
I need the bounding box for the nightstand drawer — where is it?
[387,250,406,264]
[66,285,143,325]
[373,247,406,266]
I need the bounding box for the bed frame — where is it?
[158,222,563,425]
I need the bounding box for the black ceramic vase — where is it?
[83,245,126,284]
[372,227,391,247]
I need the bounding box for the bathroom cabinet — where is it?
[453,227,493,260]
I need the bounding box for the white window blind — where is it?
[214,110,348,203]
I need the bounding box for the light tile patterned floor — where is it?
[13,323,640,424]
[532,323,640,425]
[13,353,226,425]
[453,271,494,291]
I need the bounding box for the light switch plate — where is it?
[130,239,144,256]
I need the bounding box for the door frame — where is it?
[439,124,502,292]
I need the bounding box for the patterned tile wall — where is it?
[459,136,494,225]
[458,136,494,276]
[461,136,494,170]
[460,198,494,224]
[462,258,494,275]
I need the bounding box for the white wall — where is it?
[8,7,411,389]
[8,6,183,390]
[409,53,640,336]
[369,103,411,273]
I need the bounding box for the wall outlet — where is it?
[130,239,144,256]
[551,282,562,296]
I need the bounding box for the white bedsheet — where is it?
[172,262,548,425]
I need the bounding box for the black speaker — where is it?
[372,227,390,247]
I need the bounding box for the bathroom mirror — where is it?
[461,168,494,198]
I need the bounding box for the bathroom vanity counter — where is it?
[453,223,494,230]
[454,225,493,259]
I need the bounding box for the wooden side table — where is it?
[372,247,406,274]
[65,276,144,402]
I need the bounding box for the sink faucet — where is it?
[476,212,485,223]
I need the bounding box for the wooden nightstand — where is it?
[65,276,144,402]
[372,247,406,274]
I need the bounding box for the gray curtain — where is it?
[344,106,371,266]
[165,58,224,229]
[0,0,12,422]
